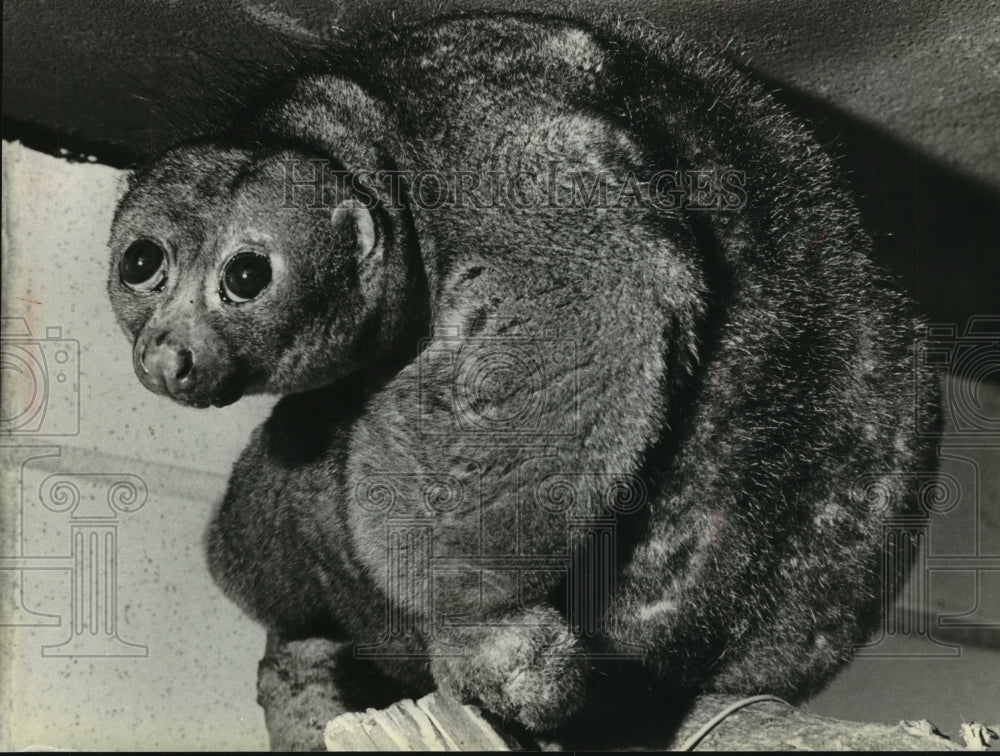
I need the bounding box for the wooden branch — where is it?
[319,692,970,751]
[667,694,968,752]
[324,694,511,751]
[257,635,977,751]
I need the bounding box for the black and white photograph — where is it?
[1,0,998,750]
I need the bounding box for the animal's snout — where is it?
[131,316,240,408]
[135,327,200,398]
[139,332,197,395]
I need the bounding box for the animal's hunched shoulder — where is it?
[107,11,939,740]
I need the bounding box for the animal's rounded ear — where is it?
[117,171,134,202]
[332,198,378,263]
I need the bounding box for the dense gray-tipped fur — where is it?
[107,12,939,734]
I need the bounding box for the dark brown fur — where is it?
[108,12,938,734]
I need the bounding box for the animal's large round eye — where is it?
[221,252,272,303]
[120,240,166,292]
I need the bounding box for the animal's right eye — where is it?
[120,240,167,292]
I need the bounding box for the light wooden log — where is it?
[257,634,982,751]
[324,693,510,751]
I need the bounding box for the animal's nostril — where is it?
[155,331,168,347]
[175,348,194,381]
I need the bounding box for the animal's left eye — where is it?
[221,252,272,303]
[120,239,167,292]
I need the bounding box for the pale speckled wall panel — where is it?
[1,141,271,750]
[1,142,276,474]
[1,466,268,750]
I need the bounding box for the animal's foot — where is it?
[429,606,588,731]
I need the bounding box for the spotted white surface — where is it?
[1,141,273,750]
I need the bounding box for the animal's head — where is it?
[108,143,416,407]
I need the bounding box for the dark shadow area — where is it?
[1,0,329,163]
[2,116,140,169]
[761,75,1000,341]
[483,676,700,751]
